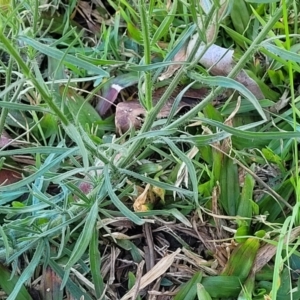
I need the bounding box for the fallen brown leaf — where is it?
[0,169,22,185]
[115,89,205,134]
[121,248,181,300]
[253,226,300,273]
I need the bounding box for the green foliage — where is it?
[0,0,300,299]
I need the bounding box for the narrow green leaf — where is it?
[64,124,89,170]
[262,41,300,63]
[119,168,194,197]
[187,71,267,120]
[0,101,51,113]
[161,137,198,205]
[170,208,192,227]
[7,241,44,300]
[0,146,77,156]
[128,60,188,71]
[151,0,177,45]
[245,0,281,4]
[19,36,109,76]
[0,147,77,192]
[103,166,144,225]
[197,118,300,140]
[238,272,255,300]
[62,200,99,287]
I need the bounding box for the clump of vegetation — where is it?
[0,0,300,299]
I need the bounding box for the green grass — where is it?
[0,0,300,299]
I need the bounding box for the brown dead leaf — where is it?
[121,248,181,300]
[133,183,155,212]
[0,131,21,149]
[115,90,203,134]
[73,1,114,33]
[152,185,165,203]
[211,184,223,239]
[185,41,264,100]
[269,90,290,113]
[10,155,35,165]
[158,44,188,81]
[0,169,22,185]
[253,226,300,273]
[41,266,62,300]
[0,131,13,148]
[181,247,218,275]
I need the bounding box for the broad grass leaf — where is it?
[174,271,202,300]
[115,239,143,262]
[201,276,241,298]
[222,238,260,282]
[127,22,143,44]
[257,179,294,222]
[127,272,141,300]
[89,228,104,298]
[230,0,250,35]
[237,171,255,226]
[39,113,58,139]
[262,42,300,64]
[219,156,239,215]
[237,272,255,300]
[0,263,32,300]
[151,0,177,46]
[197,283,212,300]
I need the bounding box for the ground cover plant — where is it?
[0,0,300,299]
